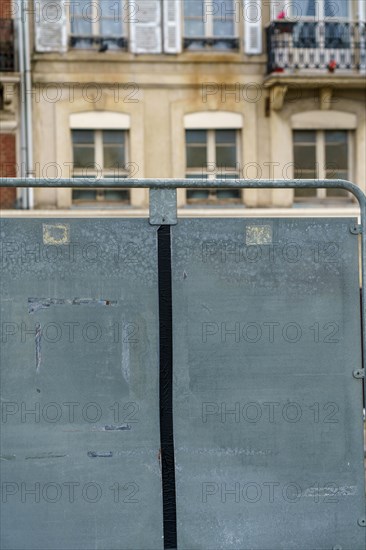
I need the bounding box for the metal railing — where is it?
[183,37,239,50]
[0,19,15,72]
[69,35,127,51]
[266,20,366,73]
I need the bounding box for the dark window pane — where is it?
[72,130,94,144]
[73,147,95,168]
[294,188,317,198]
[103,190,129,201]
[103,146,125,169]
[324,22,350,48]
[216,146,237,167]
[215,130,236,144]
[216,189,240,199]
[325,130,347,143]
[293,130,316,143]
[294,168,317,179]
[325,131,348,170]
[103,130,125,144]
[73,189,97,201]
[186,146,207,168]
[186,130,207,168]
[293,22,317,48]
[294,145,316,170]
[186,130,207,144]
[187,190,210,200]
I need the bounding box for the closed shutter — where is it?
[359,0,365,20]
[244,0,262,54]
[129,0,162,54]
[34,0,67,53]
[163,0,182,53]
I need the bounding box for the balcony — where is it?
[266,21,366,75]
[0,19,15,72]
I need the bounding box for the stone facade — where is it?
[2,1,366,210]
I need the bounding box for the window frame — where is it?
[185,128,242,204]
[293,129,354,202]
[72,129,130,204]
[182,0,240,51]
[69,0,128,50]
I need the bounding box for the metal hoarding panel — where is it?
[0,219,163,550]
[171,218,365,550]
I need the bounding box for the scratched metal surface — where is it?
[0,219,163,550]
[171,218,366,550]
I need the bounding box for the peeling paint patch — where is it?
[87,451,113,458]
[35,322,41,372]
[43,223,70,245]
[28,298,117,314]
[25,453,67,460]
[0,455,16,461]
[246,224,272,245]
[303,485,357,498]
[99,424,131,431]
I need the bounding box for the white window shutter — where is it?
[243,0,262,54]
[129,0,162,54]
[34,0,67,53]
[359,0,366,20]
[163,0,182,54]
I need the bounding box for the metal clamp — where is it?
[149,189,177,226]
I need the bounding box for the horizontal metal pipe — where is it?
[0,176,365,197]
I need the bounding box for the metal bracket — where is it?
[149,189,177,226]
[349,222,362,235]
[353,369,365,379]
[357,517,366,527]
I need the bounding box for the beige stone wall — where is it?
[30,6,366,210]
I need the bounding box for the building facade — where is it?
[1,0,366,210]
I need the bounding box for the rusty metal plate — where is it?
[171,218,366,550]
[0,219,163,550]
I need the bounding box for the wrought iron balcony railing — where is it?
[0,19,15,72]
[266,20,366,74]
[69,35,127,51]
[183,37,239,50]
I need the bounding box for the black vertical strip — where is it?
[158,225,177,549]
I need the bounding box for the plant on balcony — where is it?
[327,59,337,73]
[273,11,296,34]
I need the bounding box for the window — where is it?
[183,0,239,50]
[185,129,241,203]
[291,0,351,49]
[293,130,352,201]
[70,0,127,50]
[72,129,130,204]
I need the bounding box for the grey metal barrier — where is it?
[0,178,365,550]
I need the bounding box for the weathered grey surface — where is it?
[171,218,366,550]
[0,219,163,550]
